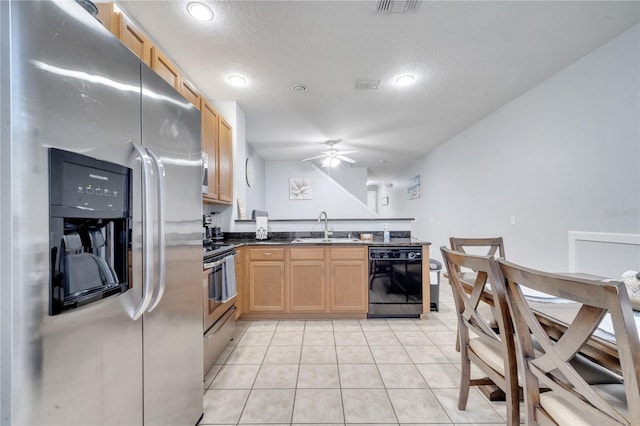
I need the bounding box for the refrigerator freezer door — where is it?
[141,66,204,424]
[1,1,143,425]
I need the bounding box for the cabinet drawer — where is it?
[329,247,366,260]
[289,247,325,260]
[249,247,285,261]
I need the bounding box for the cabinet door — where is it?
[96,3,118,36]
[249,262,285,312]
[151,47,180,91]
[328,248,368,312]
[235,248,245,318]
[217,117,233,204]
[180,78,201,110]
[289,260,325,312]
[201,100,219,201]
[117,12,151,66]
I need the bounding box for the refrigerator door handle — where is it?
[131,140,155,320]
[146,146,166,312]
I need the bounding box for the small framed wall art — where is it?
[289,177,312,200]
[408,175,420,200]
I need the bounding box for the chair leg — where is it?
[458,356,471,410]
[505,387,520,426]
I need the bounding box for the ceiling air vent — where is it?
[355,79,381,90]
[376,0,420,13]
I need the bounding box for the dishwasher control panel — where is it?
[369,246,422,261]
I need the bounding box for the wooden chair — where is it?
[498,259,640,425]
[449,237,506,331]
[450,237,506,259]
[440,247,520,425]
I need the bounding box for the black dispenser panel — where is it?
[49,149,132,315]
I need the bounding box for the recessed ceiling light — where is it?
[395,74,415,86]
[291,84,307,92]
[227,74,247,86]
[187,2,213,22]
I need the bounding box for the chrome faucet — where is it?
[318,211,329,240]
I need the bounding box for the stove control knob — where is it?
[408,252,416,260]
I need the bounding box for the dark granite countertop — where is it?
[224,237,430,247]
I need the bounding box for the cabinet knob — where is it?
[263,252,272,256]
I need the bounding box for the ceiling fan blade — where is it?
[302,153,329,162]
[336,154,356,164]
[337,150,358,155]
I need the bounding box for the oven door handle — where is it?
[204,253,236,270]
[146,147,166,312]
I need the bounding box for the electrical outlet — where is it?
[510,215,516,225]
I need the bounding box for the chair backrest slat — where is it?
[450,237,506,259]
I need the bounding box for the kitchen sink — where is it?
[291,237,364,244]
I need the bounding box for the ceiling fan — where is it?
[302,140,357,167]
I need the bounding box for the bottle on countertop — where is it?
[383,223,390,243]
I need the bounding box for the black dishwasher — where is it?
[368,246,422,318]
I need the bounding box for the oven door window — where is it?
[206,264,223,316]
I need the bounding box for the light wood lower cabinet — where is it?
[328,247,368,312]
[243,245,367,316]
[289,248,326,312]
[234,247,245,318]
[247,248,285,313]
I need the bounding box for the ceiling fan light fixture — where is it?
[187,2,213,21]
[322,157,341,168]
[395,74,415,86]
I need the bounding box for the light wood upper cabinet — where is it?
[180,79,201,110]
[151,47,180,91]
[328,247,368,312]
[288,248,326,312]
[117,12,151,66]
[96,3,118,36]
[217,118,234,204]
[202,100,219,201]
[94,3,234,205]
[202,100,233,205]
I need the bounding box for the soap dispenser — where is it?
[383,224,390,243]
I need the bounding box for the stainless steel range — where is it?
[203,245,237,377]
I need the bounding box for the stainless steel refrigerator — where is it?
[0,1,203,424]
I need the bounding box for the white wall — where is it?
[245,144,266,217]
[321,165,368,203]
[397,24,640,273]
[265,161,378,219]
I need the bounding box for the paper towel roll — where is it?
[256,216,268,240]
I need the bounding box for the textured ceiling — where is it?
[118,0,639,179]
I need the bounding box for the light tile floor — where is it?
[202,281,516,425]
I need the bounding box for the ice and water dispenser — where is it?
[49,148,132,315]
